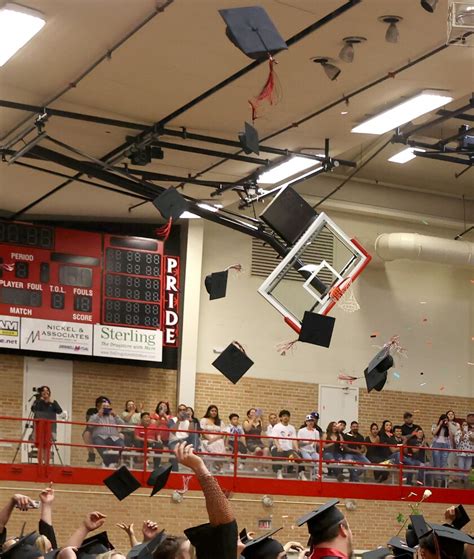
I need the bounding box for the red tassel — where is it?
[249,56,279,121]
[154,217,172,242]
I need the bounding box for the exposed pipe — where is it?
[375,232,474,266]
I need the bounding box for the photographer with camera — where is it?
[87,399,125,468]
[31,386,62,436]
[431,413,451,487]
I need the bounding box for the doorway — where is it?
[318,384,359,432]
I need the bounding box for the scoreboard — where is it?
[0,222,180,363]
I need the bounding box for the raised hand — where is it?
[39,482,54,505]
[83,511,106,532]
[116,522,135,537]
[174,442,206,474]
[57,547,77,559]
[13,494,35,511]
[142,520,159,542]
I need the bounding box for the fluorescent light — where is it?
[180,211,200,219]
[388,147,426,164]
[197,203,219,212]
[351,90,453,135]
[0,3,45,66]
[257,156,321,185]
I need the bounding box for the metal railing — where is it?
[0,416,472,489]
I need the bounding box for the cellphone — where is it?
[103,408,112,415]
[255,408,263,417]
[16,500,39,509]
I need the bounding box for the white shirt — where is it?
[297,427,320,452]
[271,422,297,451]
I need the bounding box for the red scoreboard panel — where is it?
[0,222,102,323]
[0,222,172,340]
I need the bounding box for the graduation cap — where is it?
[239,122,260,155]
[387,537,415,558]
[364,347,394,392]
[219,6,288,60]
[147,464,172,497]
[135,530,167,559]
[184,519,238,559]
[297,499,345,538]
[204,270,228,300]
[360,548,390,559]
[152,188,188,220]
[241,527,283,559]
[212,341,254,384]
[0,533,42,559]
[103,466,141,501]
[451,504,470,530]
[75,532,114,559]
[298,311,336,348]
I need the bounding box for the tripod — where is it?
[12,396,64,465]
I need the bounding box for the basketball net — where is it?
[329,277,360,313]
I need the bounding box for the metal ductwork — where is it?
[375,232,474,267]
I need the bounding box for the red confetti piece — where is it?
[422,318,428,322]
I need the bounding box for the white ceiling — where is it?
[0,0,472,220]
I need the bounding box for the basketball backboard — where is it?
[258,212,371,333]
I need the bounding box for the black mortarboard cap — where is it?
[135,530,167,559]
[147,464,172,497]
[0,533,42,559]
[364,347,393,392]
[152,188,188,220]
[239,122,260,155]
[204,270,228,300]
[387,537,415,558]
[298,311,336,348]
[239,528,250,545]
[219,6,288,60]
[77,531,114,559]
[184,519,238,559]
[296,499,344,536]
[242,528,283,559]
[103,466,141,501]
[451,504,470,530]
[212,342,254,384]
[361,548,390,559]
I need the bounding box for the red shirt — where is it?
[310,548,347,559]
[136,423,160,441]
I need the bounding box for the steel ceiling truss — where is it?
[392,95,474,170]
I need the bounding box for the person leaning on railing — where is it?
[455,419,473,486]
[87,400,125,468]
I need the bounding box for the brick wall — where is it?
[0,354,24,462]
[0,481,472,552]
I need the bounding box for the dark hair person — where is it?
[431,413,450,486]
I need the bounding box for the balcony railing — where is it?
[0,416,472,504]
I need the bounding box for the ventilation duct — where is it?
[375,232,474,266]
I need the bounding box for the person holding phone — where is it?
[431,413,450,487]
[88,399,125,468]
[31,386,62,438]
[243,408,270,469]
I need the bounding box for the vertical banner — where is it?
[163,255,180,347]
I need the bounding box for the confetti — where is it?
[393,371,400,379]
[370,332,379,338]
[468,362,474,366]
[422,318,428,323]
[420,372,424,375]
[439,386,445,391]
[420,301,427,304]
[420,382,426,387]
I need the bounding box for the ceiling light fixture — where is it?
[339,36,367,63]
[351,90,453,135]
[378,15,403,43]
[257,155,321,185]
[388,147,426,164]
[421,0,439,13]
[311,56,341,81]
[0,3,45,67]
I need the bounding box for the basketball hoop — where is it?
[329,277,360,312]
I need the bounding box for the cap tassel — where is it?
[154,217,173,241]
[276,339,298,356]
[249,55,279,121]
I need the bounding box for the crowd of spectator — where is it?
[82,397,474,487]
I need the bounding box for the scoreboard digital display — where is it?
[0,223,180,364]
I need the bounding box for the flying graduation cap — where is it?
[219,6,287,60]
[239,121,260,155]
[298,311,336,348]
[147,464,173,497]
[450,504,470,530]
[241,527,284,559]
[152,188,188,220]
[364,346,394,392]
[205,270,228,300]
[103,466,141,501]
[212,341,254,384]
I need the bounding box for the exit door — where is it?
[22,358,73,464]
[318,384,359,432]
